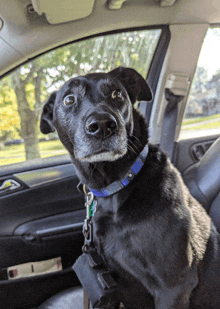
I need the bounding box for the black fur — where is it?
[40,67,220,309]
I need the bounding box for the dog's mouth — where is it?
[73,118,128,163]
[76,148,127,163]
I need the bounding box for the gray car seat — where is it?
[183,136,220,230]
[38,286,86,309]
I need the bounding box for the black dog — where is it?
[40,67,220,309]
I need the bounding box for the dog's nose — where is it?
[85,113,118,139]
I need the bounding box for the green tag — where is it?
[89,201,96,217]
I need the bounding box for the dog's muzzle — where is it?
[73,106,126,162]
[85,111,118,140]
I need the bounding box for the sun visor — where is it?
[31,0,96,24]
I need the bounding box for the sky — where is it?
[198,28,220,78]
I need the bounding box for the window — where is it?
[0,28,161,166]
[180,27,220,139]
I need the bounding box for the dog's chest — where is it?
[92,196,150,273]
[93,199,129,252]
[92,191,192,293]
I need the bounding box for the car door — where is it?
[0,27,166,308]
[0,156,85,308]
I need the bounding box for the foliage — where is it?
[190,66,208,95]
[0,77,21,141]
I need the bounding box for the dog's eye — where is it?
[111,90,123,100]
[63,94,76,106]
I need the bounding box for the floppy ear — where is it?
[109,67,152,104]
[40,92,57,134]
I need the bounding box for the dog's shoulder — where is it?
[145,145,213,261]
[138,143,178,202]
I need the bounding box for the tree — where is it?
[190,66,208,95]
[0,77,20,142]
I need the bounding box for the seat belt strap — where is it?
[160,88,184,160]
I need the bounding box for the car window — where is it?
[179,27,220,139]
[0,28,161,166]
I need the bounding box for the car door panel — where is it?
[14,209,84,239]
[0,157,85,308]
[0,266,80,309]
[0,164,84,236]
[173,134,220,174]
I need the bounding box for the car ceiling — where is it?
[0,0,220,78]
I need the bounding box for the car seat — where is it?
[182,136,220,230]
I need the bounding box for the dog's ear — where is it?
[109,67,152,104]
[40,92,57,134]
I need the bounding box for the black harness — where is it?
[73,190,117,308]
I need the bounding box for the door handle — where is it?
[0,179,21,193]
[7,257,62,280]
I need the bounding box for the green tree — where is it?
[0,77,20,142]
[190,66,208,95]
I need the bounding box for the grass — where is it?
[182,121,220,131]
[182,113,220,126]
[0,140,68,166]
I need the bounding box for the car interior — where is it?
[0,0,220,308]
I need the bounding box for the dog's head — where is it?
[40,67,152,163]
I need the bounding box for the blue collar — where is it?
[89,144,149,197]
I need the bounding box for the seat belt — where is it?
[160,88,184,160]
[159,73,190,161]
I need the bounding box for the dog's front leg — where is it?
[154,288,190,309]
[120,256,197,309]
[99,299,121,309]
[153,266,198,309]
